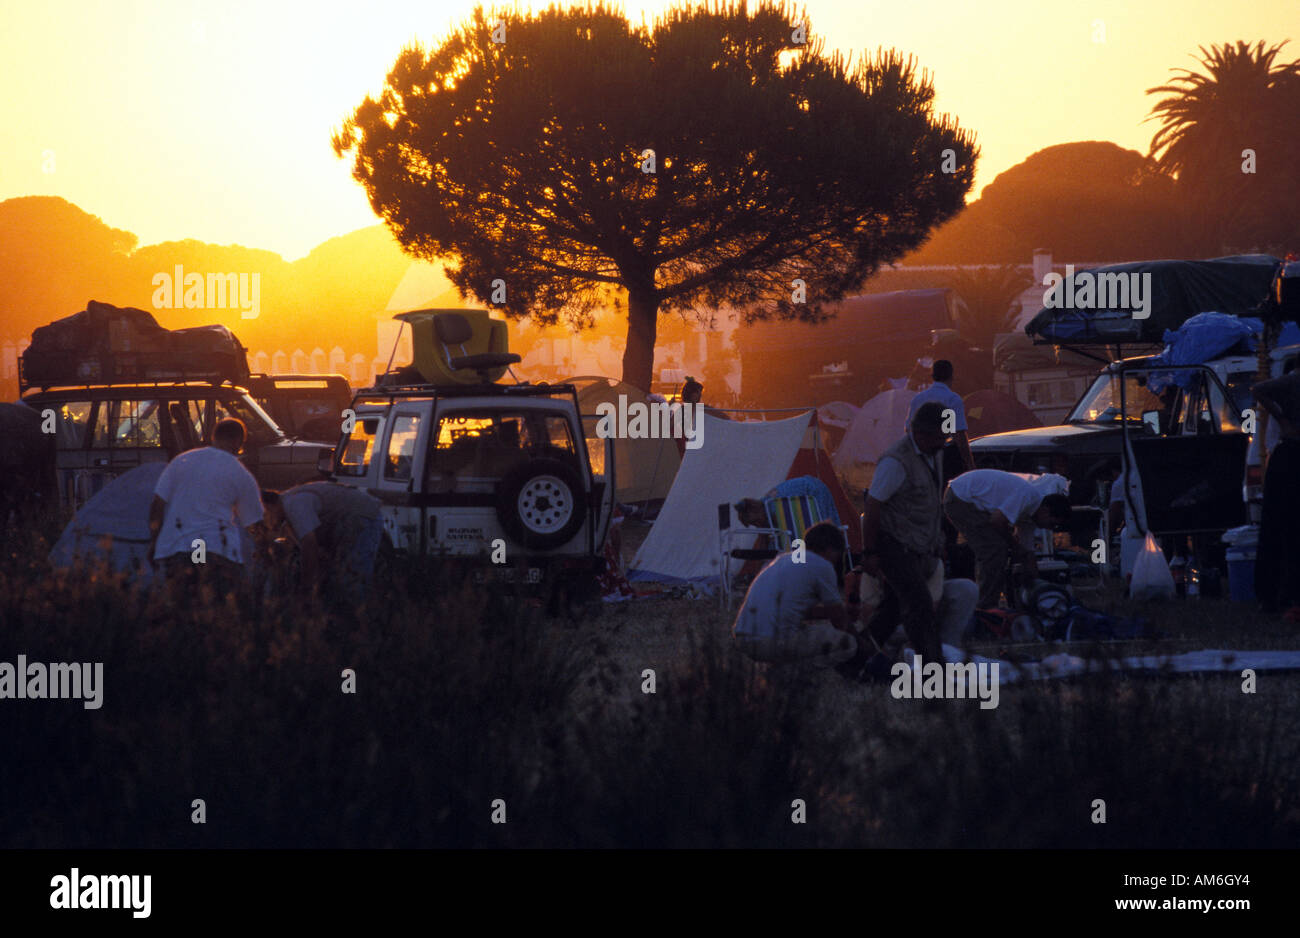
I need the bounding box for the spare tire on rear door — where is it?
[496,457,586,550]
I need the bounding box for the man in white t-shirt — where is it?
[148,418,264,594]
[906,360,975,477]
[732,522,858,668]
[943,469,1073,608]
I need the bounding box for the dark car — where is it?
[972,357,1248,549]
[246,374,352,443]
[23,382,332,508]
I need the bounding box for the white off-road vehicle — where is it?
[323,309,616,595]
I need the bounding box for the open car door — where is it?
[1121,363,1248,536]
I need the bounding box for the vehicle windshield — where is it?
[214,395,283,446]
[1067,371,1173,425]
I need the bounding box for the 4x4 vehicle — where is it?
[972,357,1249,557]
[246,373,352,443]
[324,309,615,596]
[18,300,333,507]
[974,356,1245,491]
[328,381,614,581]
[22,382,331,508]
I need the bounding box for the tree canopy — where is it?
[1145,40,1300,254]
[332,1,977,389]
[905,141,1191,264]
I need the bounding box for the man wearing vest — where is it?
[860,401,959,663]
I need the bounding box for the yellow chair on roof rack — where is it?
[396,308,519,386]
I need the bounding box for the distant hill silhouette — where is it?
[903,141,1198,264]
[0,196,413,361]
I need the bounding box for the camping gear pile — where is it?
[21,301,250,389]
[1025,255,1284,344]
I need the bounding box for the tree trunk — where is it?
[621,289,659,392]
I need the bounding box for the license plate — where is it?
[474,566,544,584]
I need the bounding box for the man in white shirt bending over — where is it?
[148,417,264,596]
[943,469,1073,609]
[732,522,858,668]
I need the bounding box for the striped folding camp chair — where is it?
[718,494,851,610]
[764,494,821,551]
[718,503,784,611]
[766,494,853,582]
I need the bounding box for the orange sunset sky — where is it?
[1,0,1294,260]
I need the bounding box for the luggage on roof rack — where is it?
[20,300,251,390]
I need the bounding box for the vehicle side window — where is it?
[118,400,163,447]
[90,402,115,449]
[89,401,162,448]
[581,416,606,477]
[176,399,206,439]
[542,415,576,455]
[54,401,92,448]
[384,414,422,481]
[1206,376,1239,432]
[339,417,382,477]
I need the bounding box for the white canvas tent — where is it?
[572,376,682,504]
[832,388,917,470]
[628,411,812,584]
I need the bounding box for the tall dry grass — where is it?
[1,511,1297,847]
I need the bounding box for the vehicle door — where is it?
[334,411,390,545]
[42,399,97,507]
[80,399,168,502]
[580,414,616,554]
[376,408,428,553]
[1123,364,1247,535]
[422,407,515,557]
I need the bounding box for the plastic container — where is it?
[1226,549,1257,603]
[1222,524,1260,551]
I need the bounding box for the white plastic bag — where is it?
[1129,532,1175,601]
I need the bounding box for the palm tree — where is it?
[1145,41,1300,254]
[943,264,1033,350]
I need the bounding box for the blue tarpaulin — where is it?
[1154,312,1263,366]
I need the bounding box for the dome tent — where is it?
[569,376,682,504]
[832,388,917,470]
[963,389,1042,439]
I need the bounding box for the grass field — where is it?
[2,510,1297,848]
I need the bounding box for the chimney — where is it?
[1032,249,1052,285]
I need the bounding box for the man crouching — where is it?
[731,521,857,668]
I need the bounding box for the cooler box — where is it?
[1226,548,1256,603]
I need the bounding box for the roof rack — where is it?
[352,379,580,406]
[22,378,255,394]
